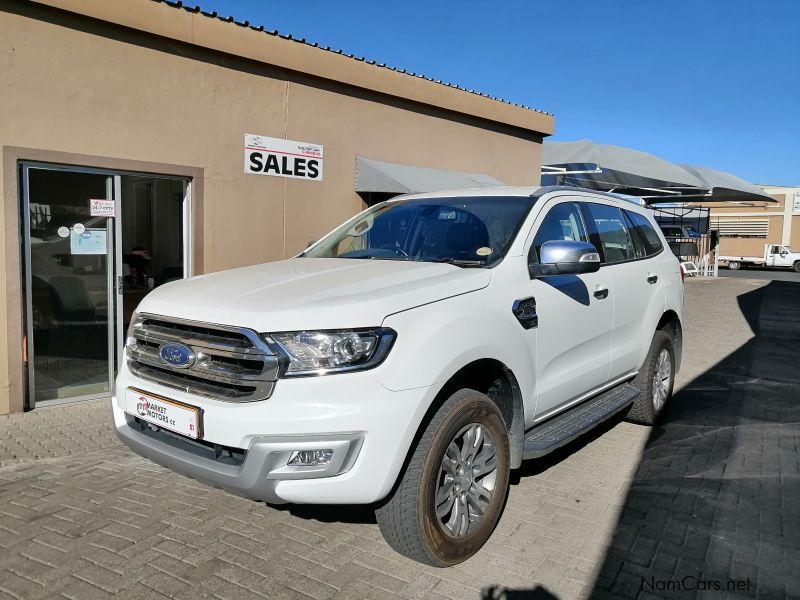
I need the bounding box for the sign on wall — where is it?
[244,134,324,181]
[89,198,116,217]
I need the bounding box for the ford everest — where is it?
[114,186,683,566]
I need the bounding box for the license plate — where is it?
[125,388,202,439]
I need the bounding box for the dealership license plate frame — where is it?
[125,387,204,439]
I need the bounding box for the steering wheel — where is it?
[378,244,409,257]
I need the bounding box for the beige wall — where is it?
[790,216,800,248]
[708,188,800,258]
[0,3,549,413]
[718,237,769,257]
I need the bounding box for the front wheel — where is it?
[627,330,675,425]
[793,261,800,273]
[375,389,510,566]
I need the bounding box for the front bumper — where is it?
[112,366,435,504]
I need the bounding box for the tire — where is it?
[627,330,675,425]
[793,261,800,273]
[375,388,510,567]
[728,261,741,270]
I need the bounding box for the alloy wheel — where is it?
[652,348,672,412]
[434,423,498,538]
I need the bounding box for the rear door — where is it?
[583,203,667,378]
[523,198,613,417]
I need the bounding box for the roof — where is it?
[355,158,505,195]
[678,164,776,203]
[30,0,554,135]
[153,1,551,116]
[542,140,708,189]
[390,185,652,210]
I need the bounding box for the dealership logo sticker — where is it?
[89,199,116,217]
[244,133,323,181]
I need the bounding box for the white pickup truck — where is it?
[113,186,683,566]
[720,243,800,272]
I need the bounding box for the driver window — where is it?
[530,202,588,262]
[771,245,781,254]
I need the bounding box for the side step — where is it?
[522,383,639,459]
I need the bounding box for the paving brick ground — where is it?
[0,277,797,600]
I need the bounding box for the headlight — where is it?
[266,328,396,377]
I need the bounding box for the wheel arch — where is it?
[656,310,683,372]
[397,359,526,487]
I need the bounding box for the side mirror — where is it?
[529,240,601,278]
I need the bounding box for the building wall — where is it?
[0,3,549,414]
[708,187,800,258]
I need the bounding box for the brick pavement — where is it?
[0,278,796,600]
[592,278,800,600]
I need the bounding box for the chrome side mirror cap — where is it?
[529,240,601,278]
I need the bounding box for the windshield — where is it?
[302,196,536,267]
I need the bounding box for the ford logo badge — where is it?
[159,343,195,369]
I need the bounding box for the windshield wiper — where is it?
[340,255,414,261]
[424,258,487,268]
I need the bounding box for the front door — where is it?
[525,199,613,418]
[22,166,116,404]
[767,245,792,267]
[21,164,189,407]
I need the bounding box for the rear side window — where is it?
[531,202,589,261]
[584,203,637,263]
[626,211,664,256]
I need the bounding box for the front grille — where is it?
[127,314,280,402]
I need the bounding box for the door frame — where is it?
[19,161,192,409]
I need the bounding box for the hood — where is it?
[136,258,492,332]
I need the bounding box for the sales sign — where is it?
[244,134,324,181]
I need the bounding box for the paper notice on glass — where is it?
[70,228,107,255]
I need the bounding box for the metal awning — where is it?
[355,157,505,194]
[541,140,708,197]
[675,164,777,203]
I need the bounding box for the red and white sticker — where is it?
[89,199,116,217]
[125,388,201,439]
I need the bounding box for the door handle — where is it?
[593,286,609,300]
[647,273,658,284]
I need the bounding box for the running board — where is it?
[523,383,639,459]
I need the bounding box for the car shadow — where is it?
[511,411,628,484]
[589,280,800,599]
[269,502,378,524]
[485,280,800,599]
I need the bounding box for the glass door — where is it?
[22,165,116,406]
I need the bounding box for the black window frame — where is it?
[579,202,639,265]
[528,201,591,264]
[578,202,665,266]
[624,209,665,258]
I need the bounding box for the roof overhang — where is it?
[541,140,778,204]
[355,158,505,195]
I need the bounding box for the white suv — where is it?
[113,186,683,566]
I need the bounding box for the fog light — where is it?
[287,449,333,466]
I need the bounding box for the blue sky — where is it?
[198,0,798,185]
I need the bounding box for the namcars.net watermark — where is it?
[642,574,752,594]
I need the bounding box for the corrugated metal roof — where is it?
[150,0,551,116]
